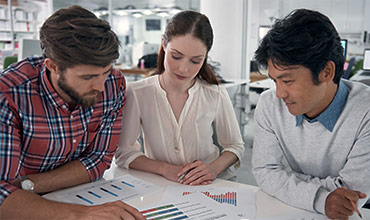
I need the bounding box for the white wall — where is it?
[132,16,165,45]
[200,0,245,79]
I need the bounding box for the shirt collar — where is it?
[296,80,349,132]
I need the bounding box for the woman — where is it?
[115,10,244,185]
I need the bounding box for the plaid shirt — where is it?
[0,57,126,204]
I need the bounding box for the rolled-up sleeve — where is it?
[215,87,245,172]
[115,84,145,169]
[0,95,21,205]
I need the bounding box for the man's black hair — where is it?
[255,9,344,85]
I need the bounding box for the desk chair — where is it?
[3,56,18,69]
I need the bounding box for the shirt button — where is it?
[174,147,180,153]
[73,139,77,143]
[62,105,67,109]
[71,115,74,119]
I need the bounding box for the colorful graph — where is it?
[141,204,188,220]
[182,191,237,206]
[56,175,160,206]
[138,192,240,220]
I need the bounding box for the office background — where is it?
[1,0,370,186]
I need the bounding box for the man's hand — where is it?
[1,190,146,220]
[325,188,367,219]
[78,200,145,220]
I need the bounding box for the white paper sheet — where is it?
[137,191,240,220]
[55,174,160,205]
[258,210,366,220]
[162,185,256,219]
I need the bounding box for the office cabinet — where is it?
[0,2,39,50]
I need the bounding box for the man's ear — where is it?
[320,61,335,83]
[44,58,59,74]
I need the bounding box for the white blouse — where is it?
[115,75,244,179]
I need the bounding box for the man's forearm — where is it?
[1,190,85,219]
[27,160,90,193]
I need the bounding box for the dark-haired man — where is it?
[252,9,370,219]
[0,5,144,219]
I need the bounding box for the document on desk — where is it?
[55,174,160,205]
[258,211,366,220]
[162,185,256,219]
[138,191,240,220]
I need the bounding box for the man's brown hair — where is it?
[40,5,120,71]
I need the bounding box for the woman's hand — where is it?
[160,163,184,182]
[177,160,217,185]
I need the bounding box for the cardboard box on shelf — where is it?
[0,0,19,6]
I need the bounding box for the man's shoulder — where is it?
[0,57,44,91]
[258,89,281,107]
[111,67,125,78]
[345,79,370,95]
[108,68,126,84]
[344,80,370,106]
[103,67,126,94]
[255,88,291,122]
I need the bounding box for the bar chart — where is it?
[56,174,160,205]
[139,192,239,220]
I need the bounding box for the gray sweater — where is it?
[252,79,370,214]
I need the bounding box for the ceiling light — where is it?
[157,11,169,17]
[132,12,143,18]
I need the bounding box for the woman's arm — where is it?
[129,155,183,182]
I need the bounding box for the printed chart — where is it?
[56,174,160,205]
[164,186,256,219]
[138,191,239,220]
[183,191,237,206]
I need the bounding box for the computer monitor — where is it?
[363,49,370,70]
[18,38,42,60]
[340,39,348,60]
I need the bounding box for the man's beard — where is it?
[57,72,101,108]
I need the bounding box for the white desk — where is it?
[249,78,274,91]
[222,78,249,89]
[43,161,369,219]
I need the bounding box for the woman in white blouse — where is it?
[115,10,244,185]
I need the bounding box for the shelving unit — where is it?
[0,1,38,51]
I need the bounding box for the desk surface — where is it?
[249,78,274,90]
[115,64,155,78]
[43,161,369,219]
[222,78,249,89]
[250,71,268,82]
